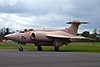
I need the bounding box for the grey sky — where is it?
[0,0,100,33]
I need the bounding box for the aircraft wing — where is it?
[46,32,85,39]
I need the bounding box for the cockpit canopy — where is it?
[19,28,33,33]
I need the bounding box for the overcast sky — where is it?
[0,0,100,34]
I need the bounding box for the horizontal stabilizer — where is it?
[67,20,89,24]
[80,22,89,24]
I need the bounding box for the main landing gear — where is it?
[53,39,59,51]
[54,46,59,51]
[37,45,42,51]
[36,44,59,51]
[36,45,59,51]
[35,43,42,51]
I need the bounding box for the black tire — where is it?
[54,46,59,51]
[37,45,42,51]
[19,47,23,51]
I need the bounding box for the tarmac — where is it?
[0,49,100,67]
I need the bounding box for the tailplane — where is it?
[67,20,88,24]
[65,20,88,35]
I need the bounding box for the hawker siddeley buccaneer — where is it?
[5,20,88,51]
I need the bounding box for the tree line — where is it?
[80,30,100,42]
[0,28,11,40]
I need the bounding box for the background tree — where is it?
[81,31,90,37]
[99,30,100,36]
[0,27,6,40]
[95,37,100,41]
[4,28,12,35]
[93,29,97,35]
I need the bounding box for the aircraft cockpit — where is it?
[19,28,33,33]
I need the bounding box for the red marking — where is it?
[26,32,28,34]
[29,32,31,34]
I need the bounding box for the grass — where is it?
[0,42,100,53]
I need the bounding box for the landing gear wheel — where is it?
[19,47,23,51]
[37,45,42,51]
[18,43,23,51]
[53,39,59,51]
[54,46,59,51]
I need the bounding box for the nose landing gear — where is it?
[18,43,23,51]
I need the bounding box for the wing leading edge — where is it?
[46,33,85,39]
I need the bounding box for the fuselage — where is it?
[5,20,84,47]
[5,29,59,46]
[5,28,72,46]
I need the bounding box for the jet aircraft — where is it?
[5,20,88,51]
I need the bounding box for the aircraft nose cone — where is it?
[5,34,16,41]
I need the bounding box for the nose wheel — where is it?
[19,47,23,51]
[18,43,23,51]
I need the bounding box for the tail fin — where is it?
[65,20,88,35]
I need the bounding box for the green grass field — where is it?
[0,42,100,53]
